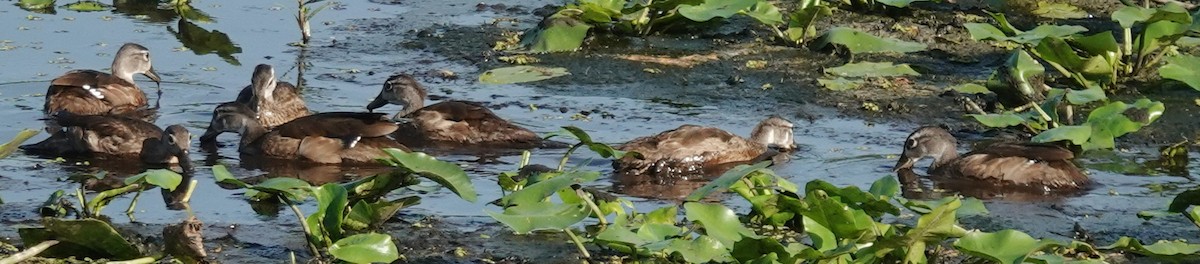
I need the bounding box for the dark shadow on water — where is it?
[169,18,242,66]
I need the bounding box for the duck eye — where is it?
[905,138,917,149]
[167,135,177,145]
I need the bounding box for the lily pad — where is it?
[499,170,600,206]
[123,169,183,191]
[954,230,1042,264]
[969,113,1025,128]
[740,1,782,26]
[813,27,926,54]
[380,149,476,202]
[1100,237,1200,258]
[1031,2,1087,19]
[950,83,992,94]
[479,66,570,84]
[63,1,107,12]
[329,233,400,264]
[677,0,756,22]
[487,201,591,234]
[20,218,142,260]
[825,62,920,78]
[685,161,770,202]
[818,77,862,91]
[1160,55,1200,91]
[524,9,591,52]
[684,202,757,248]
[18,0,55,10]
[1032,125,1092,145]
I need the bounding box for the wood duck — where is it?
[43,43,161,120]
[208,104,409,164]
[366,74,561,150]
[613,115,796,178]
[893,126,1090,191]
[21,111,191,172]
[199,64,309,145]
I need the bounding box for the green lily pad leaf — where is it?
[211,164,250,188]
[954,230,1042,264]
[1031,2,1087,19]
[479,66,570,84]
[246,177,312,202]
[545,126,628,158]
[381,149,476,202]
[1113,6,1156,28]
[818,77,862,91]
[800,190,877,239]
[969,113,1025,128]
[684,202,758,248]
[499,170,599,206]
[329,233,400,264]
[825,62,920,78]
[344,200,375,231]
[1161,55,1200,91]
[784,6,832,43]
[802,215,837,251]
[29,218,142,259]
[1032,125,1091,145]
[3,129,39,159]
[685,161,770,202]
[906,197,967,241]
[665,235,735,263]
[524,9,592,52]
[63,1,106,11]
[1072,31,1120,56]
[313,183,348,241]
[868,174,900,198]
[950,83,992,94]
[487,201,591,234]
[19,0,55,10]
[677,0,756,22]
[1065,85,1107,104]
[1009,25,1088,45]
[1100,236,1200,257]
[877,0,929,7]
[964,23,1009,42]
[814,27,926,54]
[124,169,183,191]
[575,0,622,23]
[741,1,782,26]
[1034,36,1085,74]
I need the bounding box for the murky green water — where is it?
[0,0,1196,260]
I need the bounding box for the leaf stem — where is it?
[564,228,591,259]
[283,197,322,260]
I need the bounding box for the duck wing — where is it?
[945,154,1089,190]
[274,112,397,139]
[968,141,1074,161]
[410,101,541,145]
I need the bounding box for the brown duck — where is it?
[208,104,408,164]
[613,115,796,178]
[892,126,1090,191]
[43,43,161,118]
[21,111,191,171]
[366,74,558,150]
[199,64,309,145]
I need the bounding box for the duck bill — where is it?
[366,93,389,112]
[176,150,194,173]
[198,126,222,145]
[892,155,916,172]
[143,66,162,85]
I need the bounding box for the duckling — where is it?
[199,64,309,145]
[208,104,408,164]
[365,74,557,150]
[43,43,161,119]
[613,115,796,178]
[892,126,1090,191]
[20,111,191,172]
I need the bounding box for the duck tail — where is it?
[19,130,74,156]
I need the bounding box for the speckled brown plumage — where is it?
[894,126,1090,191]
[21,111,191,171]
[613,116,796,178]
[211,106,409,164]
[43,43,160,127]
[366,74,555,150]
[200,64,309,145]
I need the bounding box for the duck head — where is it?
[199,103,260,148]
[112,43,160,86]
[249,64,278,112]
[893,126,959,172]
[367,74,427,120]
[749,115,796,151]
[161,124,193,172]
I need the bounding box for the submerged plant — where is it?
[295,0,333,45]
